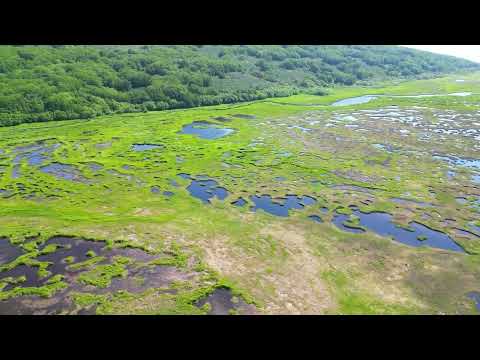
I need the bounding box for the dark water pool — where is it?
[195,287,256,315]
[0,238,23,265]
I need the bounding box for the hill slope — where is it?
[0,45,478,126]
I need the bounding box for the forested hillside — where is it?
[0,45,478,126]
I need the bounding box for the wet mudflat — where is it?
[232,114,256,119]
[40,163,88,182]
[12,142,60,167]
[179,121,234,139]
[433,155,480,171]
[433,155,480,183]
[391,198,432,207]
[86,162,103,171]
[332,185,375,194]
[212,116,232,122]
[8,141,61,179]
[0,236,186,315]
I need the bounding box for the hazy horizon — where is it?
[401,45,480,64]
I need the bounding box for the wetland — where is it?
[2,72,480,314]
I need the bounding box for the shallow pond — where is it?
[467,291,480,312]
[468,223,480,235]
[332,213,366,233]
[308,215,323,223]
[232,198,247,207]
[331,92,473,107]
[179,121,234,140]
[250,194,316,217]
[332,207,465,252]
[331,95,378,107]
[12,165,21,179]
[187,178,229,204]
[132,144,163,151]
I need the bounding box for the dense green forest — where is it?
[0,45,478,126]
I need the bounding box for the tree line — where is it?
[0,45,477,126]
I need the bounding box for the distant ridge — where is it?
[0,45,478,126]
